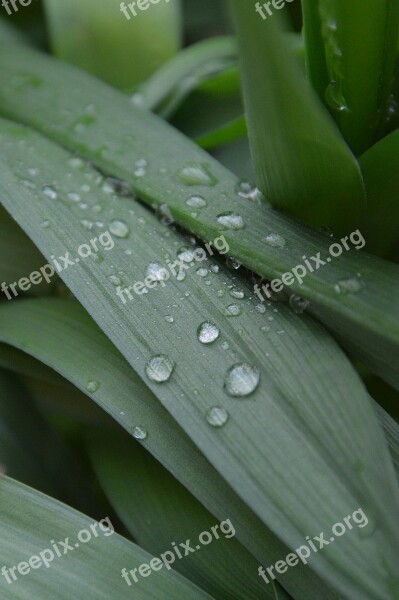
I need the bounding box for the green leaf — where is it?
[359,130,399,257]
[0,42,395,390]
[0,205,54,297]
[43,0,183,89]
[88,432,278,600]
[231,0,366,234]
[302,0,399,155]
[0,122,398,599]
[0,368,95,513]
[0,477,214,600]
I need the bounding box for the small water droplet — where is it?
[225,304,242,317]
[42,185,57,200]
[178,163,218,187]
[69,157,85,169]
[226,257,241,270]
[256,303,266,314]
[289,294,310,313]
[229,288,245,299]
[164,315,174,323]
[67,192,81,202]
[109,275,122,286]
[86,380,100,393]
[236,180,263,202]
[264,233,286,248]
[156,203,174,225]
[27,167,39,177]
[196,268,208,278]
[197,321,220,344]
[260,324,271,332]
[176,271,187,281]
[210,264,219,273]
[224,363,260,397]
[80,184,91,193]
[145,355,175,383]
[186,195,207,208]
[20,179,35,190]
[177,247,195,263]
[217,212,244,231]
[80,219,94,231]
[110,220,130,238]
[41,220,50,229]
[206,407,229,428]
[221,341,230,350]
[325,81,348,113]
[132,426,148,440]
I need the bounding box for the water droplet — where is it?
[134,166,146,177]
[197,321,220,344]
[69,157,84,169]
[217,212,244,231]
[86,380,100,393]
[229,288,245,299]
[145,355,175,383]
[42,185,57,200]
[109,275,122,286]
[236,180,263,202]
[221,341,230,350]
[67,192,81,202]
[131,93,144,107]
[225,304,242,317]
[164,315,174,323]
[80,184,91,193]
[206,407,229,428]
[27,167,39,177]
[226,256,241,270]
[156,203,174,225]
[145,262,168,283]
[80,219,94,231]
[186,195,207,208]
[135,158,148,168]
[110,220,129,238]
[264,233,286,248]
[335,277,363,294]
[256,303,266,314]
[20,179,35,190]
[132,426,148,440]
[260,324,271,332]
[325,81,348,113]
[224,363,260,397]
[210,264,219,273]
[178,163,218,187]
[41,220,50,229]
[176,271,186,281]
[289,294,310,313]
[196,268,208,278]
[177,247,195,263]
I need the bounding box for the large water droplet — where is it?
[110,219,129,238]
[217,212,244,231]
[325,81,348,113]
[197,321,220,344]
[264,233,286,248]
[206,407,229,428]
[178,164,218,187]
[145,355,175,383]
[86,380,100,393]
[224,363,260,397]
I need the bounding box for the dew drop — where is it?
[67,192,81,202]
[335,277,363,294]
[80,219,94,231]
[178,164,218,187]
[109,275,122,286]
[221,341,230,350]
[264,233,286,248]
[197,321,220,344]
[41,220,50,229]
[86,380,100,393]
[217,212,244,231]
[42,185,57,200]
[164,315,174,323]
[196,267,208,278]
[210,264,219,273]
[177,247,195,263]
[229,288,245,299]
[224,363,260,397]
[145,355,175,383]
[186,195,207,208]
[236,180,263,202]
[132,426,148,440]
[69,157,84,169]
[225,304,242,317]
[156,203,174,225]
[206,407,229,428]
[110,219,130,238]
[145,262,168,283]
[289,294,310,314]
[256,303,266,314]
[226,256,241,270]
